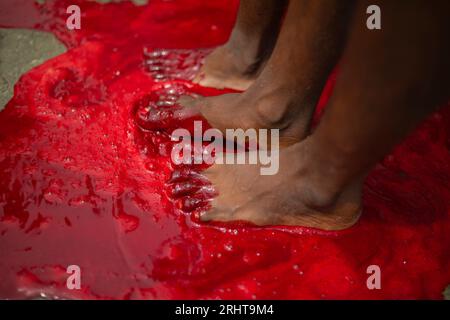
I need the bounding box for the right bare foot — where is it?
[192,42,260,91]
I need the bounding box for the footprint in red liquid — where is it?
[143,48,212,82]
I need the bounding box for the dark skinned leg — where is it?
[171,0,450,230]
[193,0,287,91]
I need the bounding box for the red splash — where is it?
[0,0,449,299]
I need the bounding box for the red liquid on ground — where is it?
[0,0,449,299]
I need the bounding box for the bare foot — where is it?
[168,139,362,230]
[178,84,317,141]
[193,44,259,91]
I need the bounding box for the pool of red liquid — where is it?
[0,0,449,299]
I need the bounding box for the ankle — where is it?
[249,84,315,131]
[251,88,295,129]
